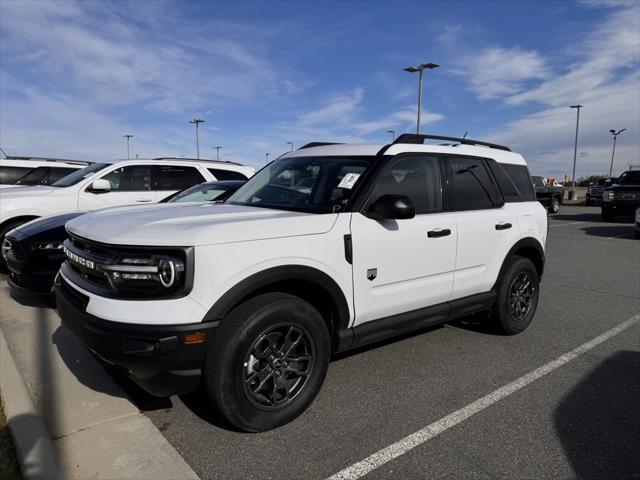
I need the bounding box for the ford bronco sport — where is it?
[55,134,547,431]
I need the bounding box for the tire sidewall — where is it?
[205,293,330,432]
[496,257,540,335]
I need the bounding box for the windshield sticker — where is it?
[337,172,361,189]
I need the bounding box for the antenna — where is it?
[462,131,468,139]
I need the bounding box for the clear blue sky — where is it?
[1,0,638,179]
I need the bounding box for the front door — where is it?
[350,155,456,327]
[78,164,155,210]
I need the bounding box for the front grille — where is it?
[10,242,26,261]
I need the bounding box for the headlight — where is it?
[32,242,64,251]
[102,254,186,296]
[1,238,11,261]
[603,191,615,202]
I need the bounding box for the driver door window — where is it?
[79,165,155,210]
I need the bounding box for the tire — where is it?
[548,196,560,214]
[491,257,540,335]
[0,219,30,271]
[585,197,592,206]
[601,209,615,222]
[203,292,330,432]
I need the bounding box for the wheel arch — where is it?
[492,237,545,291]
[202,265,351,352]
[0,215,41,234]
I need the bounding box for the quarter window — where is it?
[100,165,151,191]
[208,168,248,181]
[501,164,536,201]
[369,156,442,214]
[449,157,496,210]
[154,165,205,190]
[15,167,49,185]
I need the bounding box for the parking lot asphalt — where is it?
[36,205,640,480]
[134,205,640,480]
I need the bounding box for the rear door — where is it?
[446,156,521,299]
[78,164,155,210]
[350,154,457,326]
[153,164,207,201]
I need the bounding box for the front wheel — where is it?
[203,292,330,432]
[601,208,615,222]
[491,257,540,335]
[548,196,560,214]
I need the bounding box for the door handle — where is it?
[427,228,451,238]
[495,222,512,230]
[135,198,152,203]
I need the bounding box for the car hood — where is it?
[0,185,57,197]
[66,203,339,246]
[10,212,85,242]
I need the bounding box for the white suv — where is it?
[55,135,547,432]
[0,158,254,255]
[0,156,92,189]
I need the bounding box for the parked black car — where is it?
[532,176,564,213]
[586,177,616,205]
[1,180,244,295]
[601,170,640,221]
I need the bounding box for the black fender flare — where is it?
[492,237,545,291]
[202,265,351,333]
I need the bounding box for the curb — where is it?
[0,326,63,480]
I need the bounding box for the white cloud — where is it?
[454,47,550,100]
[355,107,444,135]
[298,88,364,126]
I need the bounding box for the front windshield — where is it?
[228,156,374,213]
[52,163,109,187]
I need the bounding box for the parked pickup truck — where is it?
[531,176,564,214]
[601,170,640,221]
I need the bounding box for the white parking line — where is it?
[326,313,640,480]
[548,221,585,227]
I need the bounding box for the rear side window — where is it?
[154,165,205,190]
[0,166,32,184]
[488,162,521,203]
[46,167,77,185]
[448,157,497,210]
[208,168,248,181]
[501,164,536,201]
[16,167,49,185]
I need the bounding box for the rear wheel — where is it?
[203,292,330,432]
[491,257,539,335]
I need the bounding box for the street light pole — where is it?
[404,62,439,134]
[569,105,583,200]
[189,119,204,159]
[214,146,222,161]
[123,134,134,159]
[286,141,294,152]
[386,130,395,142]
[608,129,626,177]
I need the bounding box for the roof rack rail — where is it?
[152,157,243,166]
[2,156,94,165]
[393,134,511,152]
[298,142,342,150]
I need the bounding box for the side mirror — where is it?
[89,179,111,193]
[366,194,415,220]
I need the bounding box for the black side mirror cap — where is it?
[366,194,416,220]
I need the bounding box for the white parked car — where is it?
[0,156,92,189]
[635,207,640,238]
[55,134,547,432]
[0,158,254,256]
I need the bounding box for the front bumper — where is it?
[54,274,219,397]
[602,202,640,216]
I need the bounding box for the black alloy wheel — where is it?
[508,272,535,322]
[242,324,314,409]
